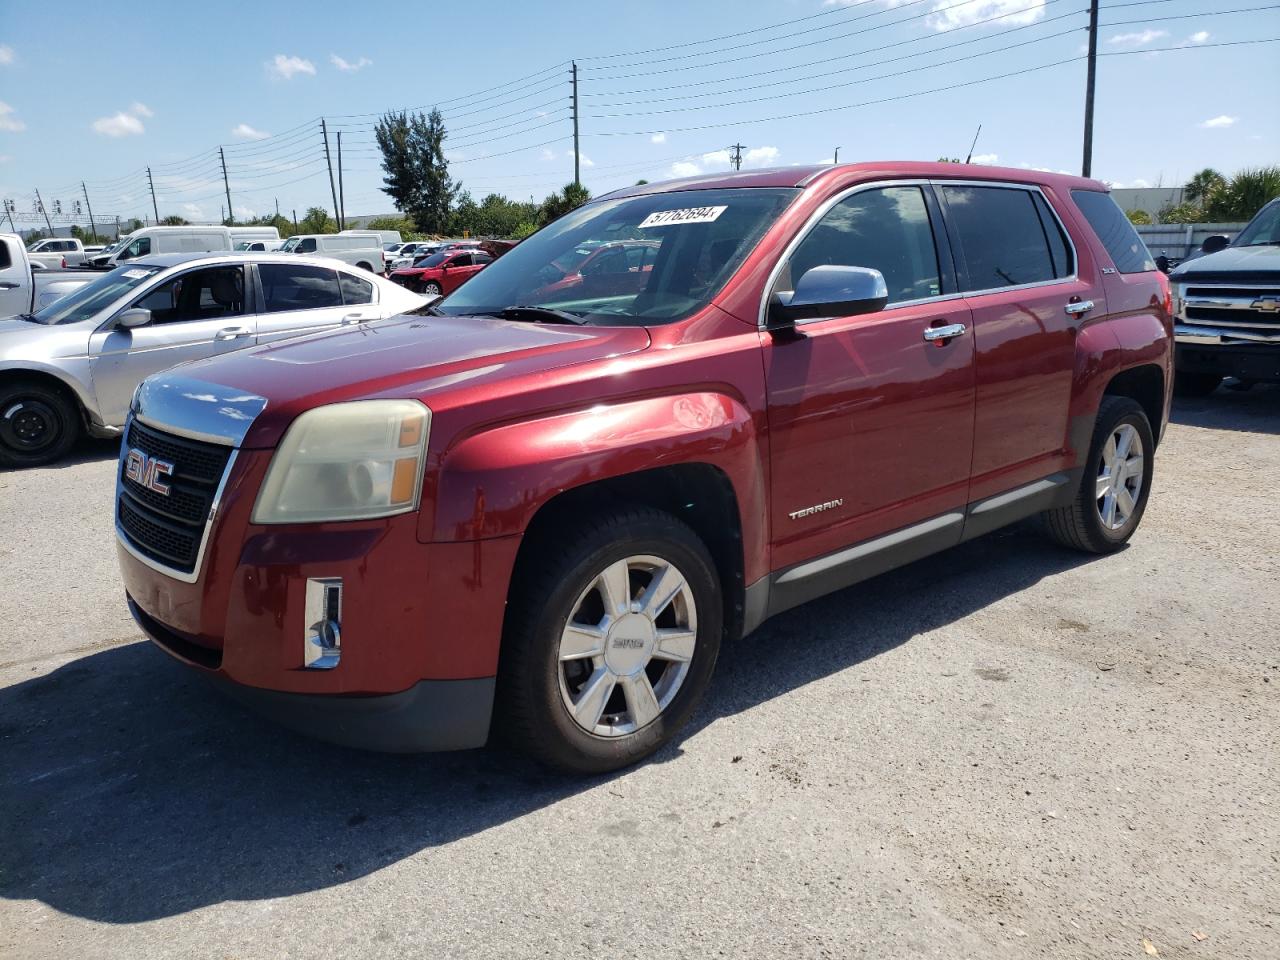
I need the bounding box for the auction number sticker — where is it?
[639,205,727,228]
[121,269,151,279]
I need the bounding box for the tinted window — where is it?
[942,186,1057,290]
[1230,198,1279,247]
[296,238,317,254]
[0,242,10,270]
[1033,193,1073,278]
[119,237,151,260]
[132,266,245,325]
[1071,190,1155,273]
[777,185,942,305]
[339,271,374,305]
[450,254,472,267]
[259,263,342,312]
[416,253,448,268]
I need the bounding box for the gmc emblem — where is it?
[125,448,174,496]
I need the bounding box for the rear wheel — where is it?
[1043,396,1154,554]
[356,261,374,272]
[1174,371,1221,397]
[0,379,81,468]
[498,507,722,774]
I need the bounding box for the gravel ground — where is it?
[1,387,1277,960]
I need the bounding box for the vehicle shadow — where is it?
[1170,382,1280,436]
[0,437,120,474]
[0,522,1096,924]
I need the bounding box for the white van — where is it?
[280,233,384,272]
[343,227,401,245]
[234,239,286,252]
[100,225,279,268]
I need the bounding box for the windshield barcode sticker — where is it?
[639,205,727,228]
[121,269,151,279]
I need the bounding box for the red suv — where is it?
[115,162,1172,773]
[390,248,493,296]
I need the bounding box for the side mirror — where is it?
[767,265,889,329]
[116,307,151,329]
[1200,234,1230,255]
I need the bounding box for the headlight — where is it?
[252,399,430,524]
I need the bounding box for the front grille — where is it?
[1181,283,1280,331]
[117,420,233,575]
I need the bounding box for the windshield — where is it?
[1234,200,1280,246]
[434,187,799,325]
[280,237,303,252]
[412,253,448,269]
[28,264,163,325]
[383,242,402,252]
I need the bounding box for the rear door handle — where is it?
[0,281,19,290]
[1065,300,1095,316]
[341,312,372,325]
[922,322,967,342]
[214,326,252,341]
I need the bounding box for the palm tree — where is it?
[1204,167,1280,222]
[1184,168,1226,206]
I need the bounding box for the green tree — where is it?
[364,215,418,238]
[160,215,189,226]
[539,182,591,226]
[1125,209,1152,225]
[1184,168,1226,206]
[1204,166,1280,222]
[299,206,337,234]
[23,229,46,245]
[374,108,458,234]
[1158,202,1205,224]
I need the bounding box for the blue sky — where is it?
[0,0,1276,228]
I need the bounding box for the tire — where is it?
[356,261,374,273]
[0,379,81,468]
[497,506,723,774]
[1042,396,1154,554]
[1174,371,1221,398]
[422,281,442,297]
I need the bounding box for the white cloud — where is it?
[745,145,780,165]
[0,45,14,66]
[566,149,594,168]
[650,132,666,144]
[1200,115,1237,129]
[671,161,700,177]
[969,152,999,165]
[232,123,270,140]
[234,205,256,219]
[330,54,372,73]
[702,149,732,167]
[1187,31,1210,45]
[92,111,145,137]
[181,203,204,219]
[268,54,315,80]
[129,102,153,118]
[926,0,1046,30]
[540,148,555,161]
[1106,29,1167,48]
[0,154,11,163]
[0,100,24,133]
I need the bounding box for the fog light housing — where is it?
[304,577,342,669]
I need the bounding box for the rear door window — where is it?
[259,263,343,312]
[1071,190,1155,273]
[940,185,1059,291]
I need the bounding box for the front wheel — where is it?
[1042,396,1154,554]
[0,379,80,468]
[498,507,723,774]
[422,281,442,297]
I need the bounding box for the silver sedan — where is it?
[0,252,427,467]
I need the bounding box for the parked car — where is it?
[27,237,90,269]
[234,239,285,252]
[386,241,445,272]
[280,233,384,272]
[0,252,425,466]
[1169,196,1280,395]
[532,239,660,298]
[113,162,1172,773]
[1,233,95,317]
[389,248,493,295]
[87,226,281,269]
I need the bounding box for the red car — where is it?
[534,239,660,298]
[116,162,1172,773]
[390,248,493,296]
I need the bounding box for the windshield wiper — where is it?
[1238,240,1280,247]
[498,305,587,325]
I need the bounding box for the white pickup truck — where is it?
[26,237,90,270]
[1,234,95,317]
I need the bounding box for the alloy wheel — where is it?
[557,554,698,738]
[1096,423,1144,530]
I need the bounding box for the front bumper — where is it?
[1175,339,1280,383]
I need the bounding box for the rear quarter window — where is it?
[1071,190,1155,274]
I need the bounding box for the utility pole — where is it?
[81,182,98,241]
[320,119,340,228]
[571,62,580,188]
[1081,0,1099,177]
[33,188,53,232]
[275,197,280,220]
[292,208,298,233]
[337,131,346,230]
[834,147,841,165]
[146,166,159,222]
[114,215,120,239]
[2,199,14,232]
[219,147,234,225]
[729,144,744,171]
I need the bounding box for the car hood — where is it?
[168,312,652,448]
[1172,244,1280,282]
[0,315,92,360]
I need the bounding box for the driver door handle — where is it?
[341,312,372,325]
[0,281,19,290]
[922,322,967,342]
[1064,299,1095,316]
[214,326,252,341]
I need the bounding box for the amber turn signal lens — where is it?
[398,415,424,448]
[391,458,418,504]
